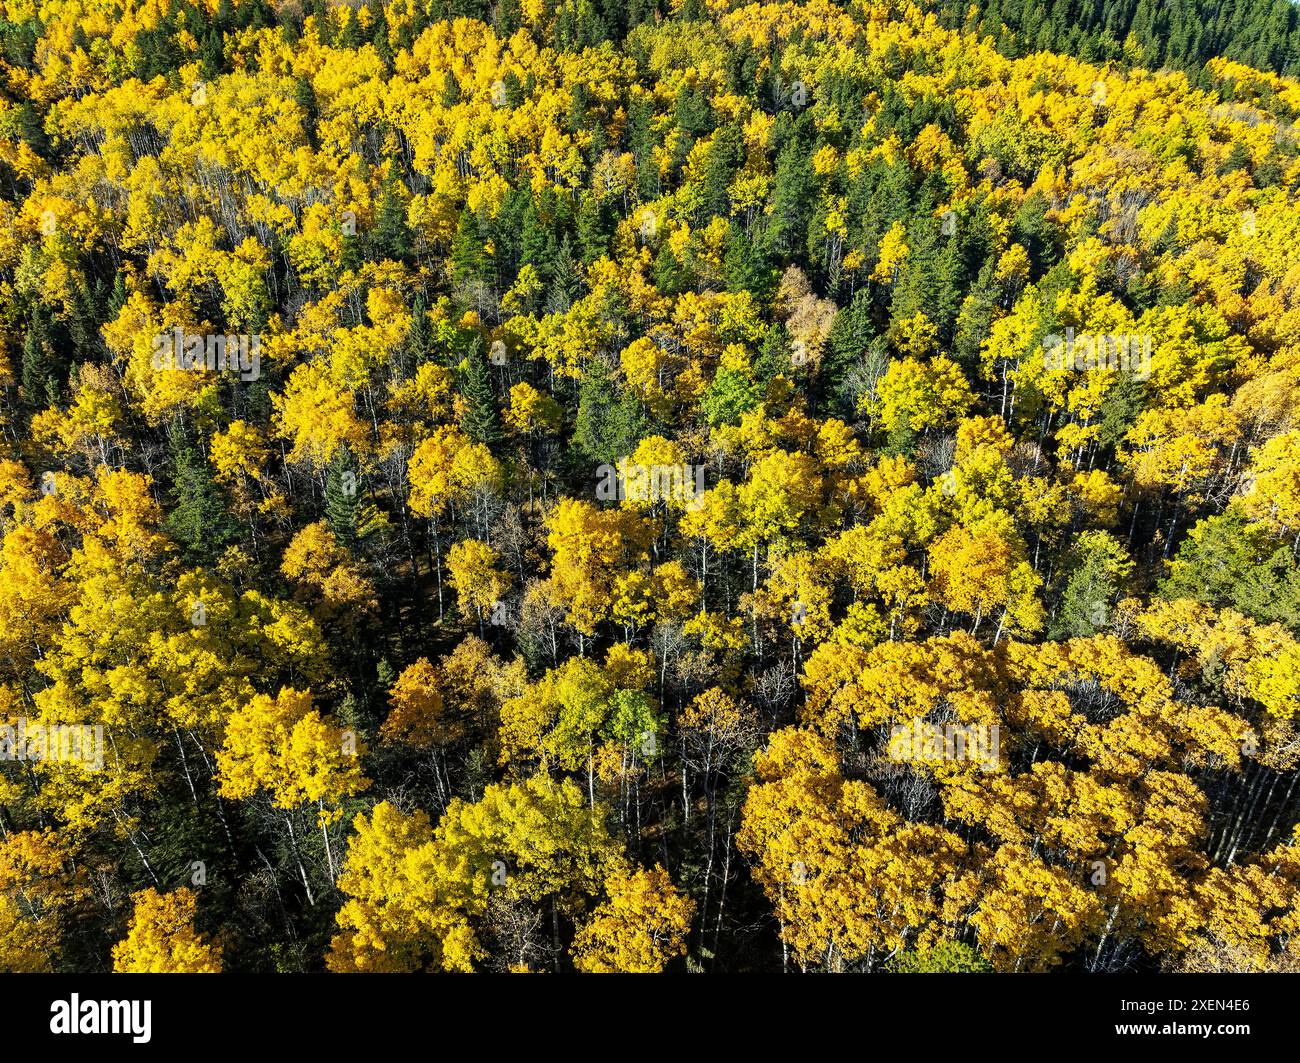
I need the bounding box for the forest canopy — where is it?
[0,0,1298,974]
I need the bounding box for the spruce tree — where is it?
[459,343,502,447]
[441,71,462,107]
[338,9,363,48]
[574,357,645,466]
[109,272,128,316]
[370,170,413,263]
[723,223,776,301]
[67,279,103,362]
[200,28,223,79]
[325,444,362,548]
[497,0,522,35]
[575,193,611,265]
[405,292,434,371]
[519,197,550,271]
[165,428,238,562]
[295,76,320,150]
[450,209,491,288]
[768,135,814,256]
[21,305,70,408]
[14,101,49,156]
[545,237,583,313]
[21,314,54,410]
[703,122,743,219]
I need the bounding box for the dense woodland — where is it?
[937,0,1300,80]
[0,0,1299,974]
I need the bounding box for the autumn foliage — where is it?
[0,0,1298,973]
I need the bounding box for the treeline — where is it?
[934,0,1300,78]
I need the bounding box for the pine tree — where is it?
[325,444,362,548]
[109,272,128,315]
[575,193,611,265]
[459,343,502,447]
[200,28,223,79]
[338,9,363,48]
[545,237,583,313]
[441,71,462,108]
[497,0,522,35]
[165,429,238,562]
[669,83,712,173]
[574,357,645,466]
[703,122,743,219]
[313,0,336,45]
[67,279,103,362]
[767,133,814,256]
[821,288,878,408]
[341,228,364,274]
[14,101,49,156]
[20,308,61,409]
[374,20,394,71]
[404,292,434,372]
[519,197,551,271]
[450,209,491,289]
[295,76,320,150]
[370,170,413,264]
[652,244,690,297]
[723,223,776,301]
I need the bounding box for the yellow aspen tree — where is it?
[572,866,695,972]
[112,888,222,973]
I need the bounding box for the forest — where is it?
[0,0,1298,974]
[937,0,1300,80]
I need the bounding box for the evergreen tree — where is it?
[67,279,104,362]
[498,0,522,35]
[404,292,434,372]
[702,121,743,220]
[200,28,224,79]
[575,193,612,265]
[325,444,362,549]
[338,9,363,48]
[767,132,814,257]
[821,288,878,409]
[652,244,691,298]
[101,265,123,306]
[459,343,502,447]
[722,223,776,302]
[450,209,493,290]
[574,356,645,466]
[20,308,60,409]
[295,76,320,150]
[370,170,413,264]
[441,71,462,107]
[545,237,584,313]
[1052,532,1133,638]
[14,101,50,156]
[165,429,238,562]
